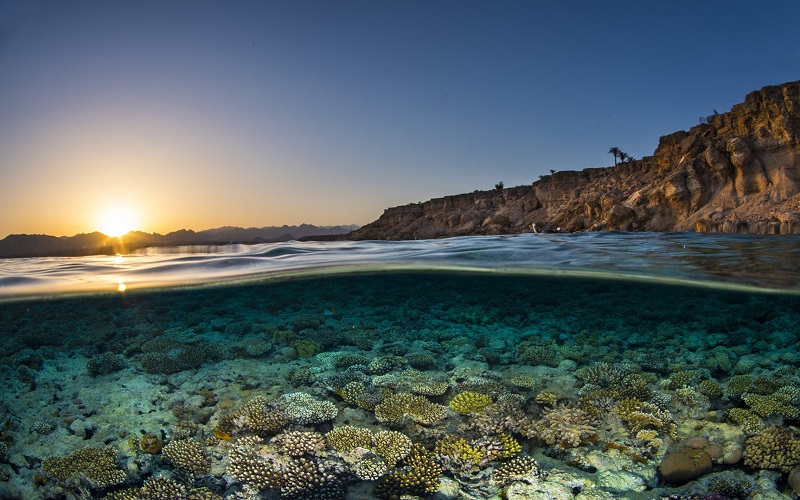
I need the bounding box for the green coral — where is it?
[727,408,764,434]
[742,392,800,419]
[699,379,723,399]
[41,446,126,488]
[449,391,493,414]
[291,339,321,358]
[666,370,699,390]
[725,375,754,399]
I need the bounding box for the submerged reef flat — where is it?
[0,271,799,498]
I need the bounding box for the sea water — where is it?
[0,233,798,499]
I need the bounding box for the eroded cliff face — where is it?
[350,81,800,240]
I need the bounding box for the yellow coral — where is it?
[497,433,521,458]
[372,430,412,466]
[449,391,492,414]
[326,425,373,452]
[374,393,448,426]
[534,392,559,405]
[434,436,486,471]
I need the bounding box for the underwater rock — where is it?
[659,447,712,484]
[789,465,800,494]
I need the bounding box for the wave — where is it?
[1,232,799,300]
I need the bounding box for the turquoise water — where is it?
[0,233,799,499]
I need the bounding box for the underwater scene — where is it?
[0,233,800,499]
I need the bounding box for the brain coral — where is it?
[162,440,211,476]
[41,445,126,488]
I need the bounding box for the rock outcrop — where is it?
[349,80,800,240]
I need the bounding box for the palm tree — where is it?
[608,147,622,166]
[619,152,629,163]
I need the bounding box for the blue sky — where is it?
[1,0,798,236]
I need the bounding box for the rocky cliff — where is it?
[349,80,800,240]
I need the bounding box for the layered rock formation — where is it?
[350,80,800,240]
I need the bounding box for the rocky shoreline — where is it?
[347,81,800,240]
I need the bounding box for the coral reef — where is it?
[743,425,800,472]
[41,446,126,488]
[161,440,211,476]
[374,393,448,426]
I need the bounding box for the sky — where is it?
[1,1,799,237]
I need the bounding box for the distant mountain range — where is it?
[0,224,360,258]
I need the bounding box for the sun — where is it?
[97,204,139,237]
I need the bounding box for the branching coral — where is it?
[492,456,547,486]
[271,431,326,457]
[374,393,447,426]
[374,445,441,499]
[743,425,800,472]
[162,439,211,476]
[326,425,373,452]
[526,404,597,449]
[372,430,412,466]
[727,408,764,434]
[281,457,346,499]
[281,392,339,425]
[449,391,493,414]
[228,436,282,490]
[216,395,289,438]
[41,446,126,488]
[434,435,487,472]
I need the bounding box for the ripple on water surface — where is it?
[1,232,799,299]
